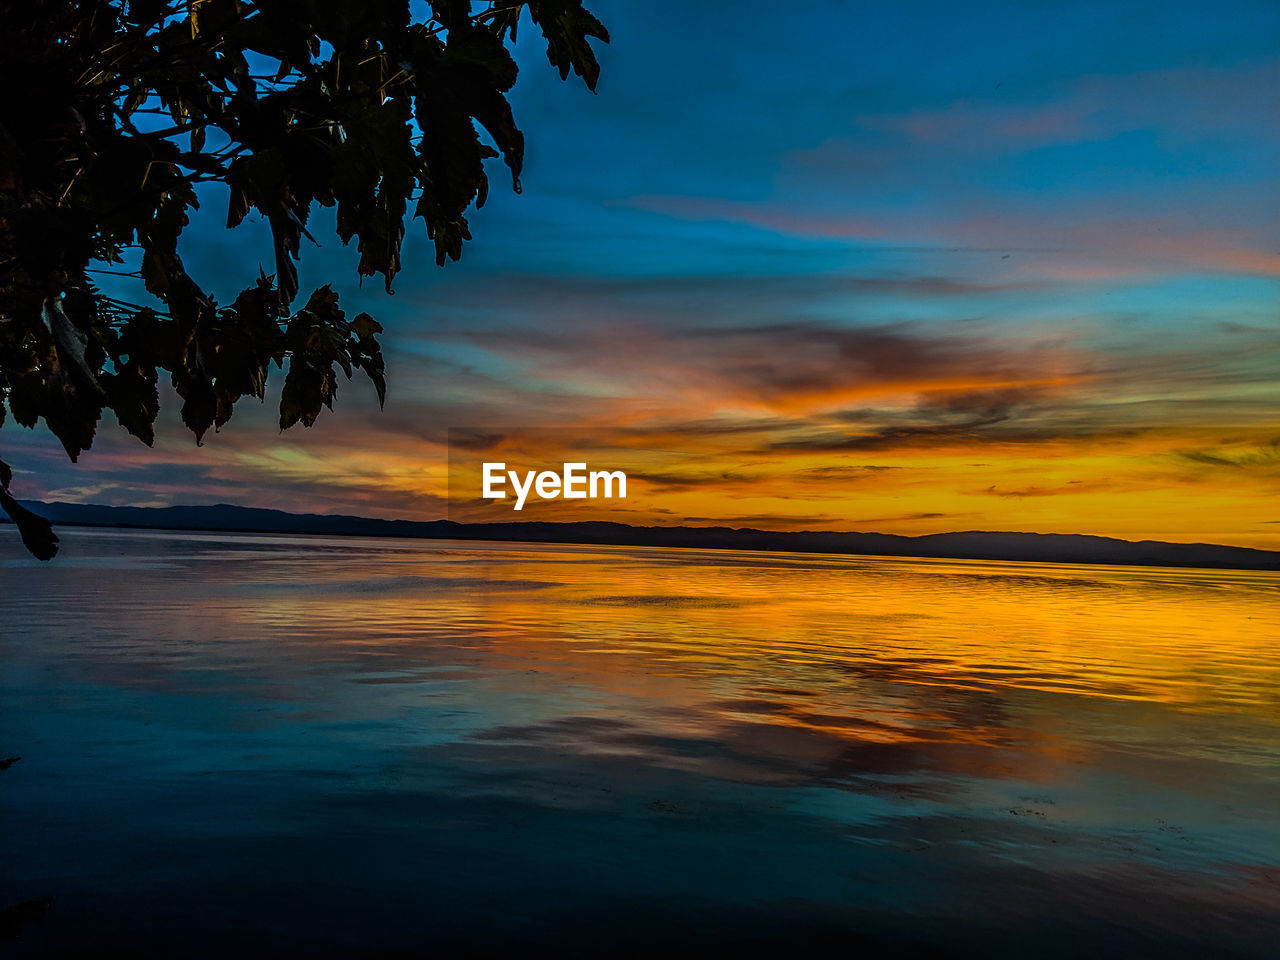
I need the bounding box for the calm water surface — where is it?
[2,528,1278,956]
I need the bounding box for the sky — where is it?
[4,0,1279,547]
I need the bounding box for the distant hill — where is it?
[7,500,1280,571]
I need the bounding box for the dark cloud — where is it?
[768,421,1149,453]
[1178,442,1280,469]
[446,430,508,451]
[917,386,1047,418]
[770,414,1011,452]
[844,512,964,523]
[798,465,901,479]
[621,417,811,436]
[626,469,760,490]
[777,386,1047,452]
[976,481,1104,498]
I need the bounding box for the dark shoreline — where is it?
[7,500,1280,571]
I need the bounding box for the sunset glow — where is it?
[4,0,1276,548]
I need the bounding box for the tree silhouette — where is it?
[0,0,608,558]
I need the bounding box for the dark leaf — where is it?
[0,487,60,561]
[103,362,160,445]
[529,0,610,90]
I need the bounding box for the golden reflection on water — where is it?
[227,539,1280,714]
[151,535,1278,797]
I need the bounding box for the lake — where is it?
[2,528,1278,956]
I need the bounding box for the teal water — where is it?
[2,528,1278,956]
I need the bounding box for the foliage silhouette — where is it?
[0,0,608,558]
